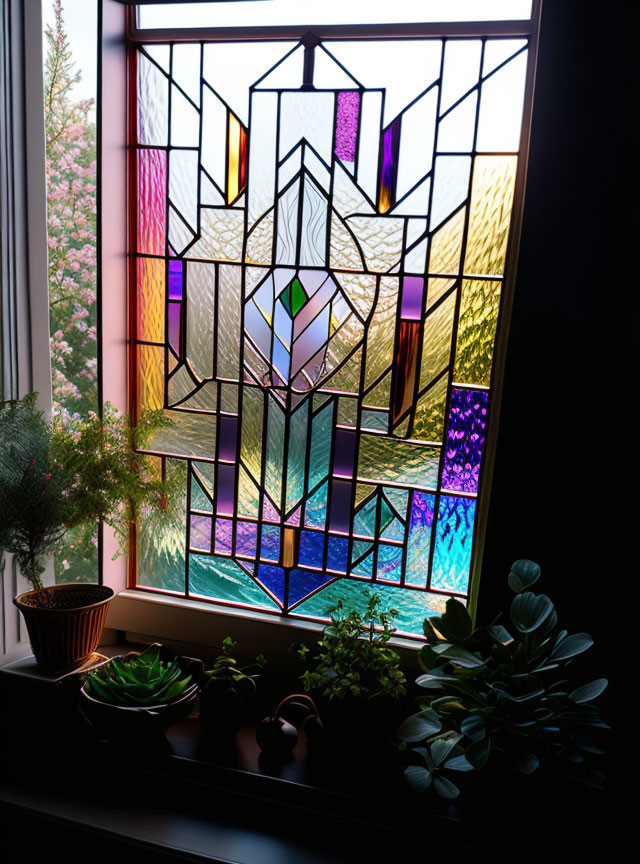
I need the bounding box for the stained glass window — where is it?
[131,28,533,636]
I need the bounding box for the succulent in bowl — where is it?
[84,643,195,708]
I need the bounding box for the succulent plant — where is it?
[398,560,609,799]
[85,643,194,707]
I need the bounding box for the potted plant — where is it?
[0,393,175,673]
[199,637,266,738]
[297,592,407,753]
[397,560,609,799]
[80,643,201,743]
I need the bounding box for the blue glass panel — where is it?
[327,535,349,573]
[256,564,285,603]
[260,524,280,562]
[299,530,325,568]
[431,495,476,593]
[376,543,403,582]
[288,569,335,607]
[406,491,435,587]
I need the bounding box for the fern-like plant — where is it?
[85,644,194,707]
[0,394,177,590]
[298,593,406,703]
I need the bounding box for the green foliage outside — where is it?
[44,1,99,582]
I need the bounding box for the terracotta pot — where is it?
[14,583,114,674]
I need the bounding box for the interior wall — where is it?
[480,0,631,761]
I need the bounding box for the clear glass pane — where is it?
[138,1,534,29]
[43,0,99,583]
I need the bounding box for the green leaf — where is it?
[433,776,460,799]
[508,559,541,593]
[441,597,473,642]
[397,712,442,742]
[569,678,608,703]
[444,755,475,772]
[488,624,514,646]
[572,736,604,754]
[404,765,432,792]
[515,751,539,774]
[550,633,593,661]
[439,645,485,668]
[510,592,554,633]
[416,672,456,689]
[461,713,486,742]
[422,617,441,643]
[466,738,491,769]
[430,734,461,766]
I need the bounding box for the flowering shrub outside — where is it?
[44,1,98,581]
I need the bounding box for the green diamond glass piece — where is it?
[290,278,307,315]
[278,276,308,318]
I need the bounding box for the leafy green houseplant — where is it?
[298,593,407,745]
[398,560,608,799]
[0,394,177,672]
[199,637,266,737]
[0,394,174,591]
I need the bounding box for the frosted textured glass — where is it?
[133,28,532,633]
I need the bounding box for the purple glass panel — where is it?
[235,521,258,558]
[168,259,183,299]
[215,518,233,554]
[218,416,238,462]
[329,479,352,532]
[216,463,236,516]
[262,497,279,522]
[168,302,181,356]
[190,514,212,551]
[379,117,400,211]
[400,276,425,321]
[286,505,301,526]
[333,429,357,478]
[442,388,488,494]
[334,91,360,162]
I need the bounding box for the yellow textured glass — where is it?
[464,155,517,276]
[137,257,165,343]
[454,279,502,386]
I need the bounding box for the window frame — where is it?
[100,0,542,646]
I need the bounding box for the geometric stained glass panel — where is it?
[132,31,532,636]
